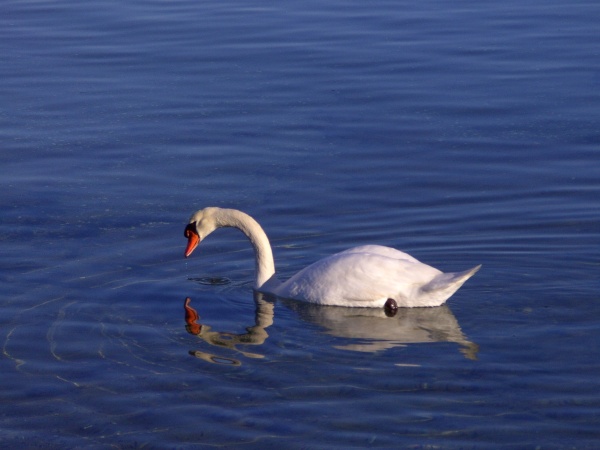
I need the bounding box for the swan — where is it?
[184,207,481,309]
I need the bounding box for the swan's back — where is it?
[337,245,421,263]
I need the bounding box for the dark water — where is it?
[2,0,599,447]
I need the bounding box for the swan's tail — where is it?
[418,264,482,307]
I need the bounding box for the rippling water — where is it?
[2,0,599,447]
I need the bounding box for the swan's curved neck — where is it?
[215,209,278,290]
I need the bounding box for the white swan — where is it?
[184,207,481,309]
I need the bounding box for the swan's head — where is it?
[184,207,220,258]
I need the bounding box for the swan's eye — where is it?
[184,222,197,238]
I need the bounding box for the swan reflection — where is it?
[284,300,478,359]
[184,294,478,365]
[184,296,273,365]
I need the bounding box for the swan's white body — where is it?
[184,207,480,308]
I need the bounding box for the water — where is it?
[1,0,599,447]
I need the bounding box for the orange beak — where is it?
[184,223,200,258]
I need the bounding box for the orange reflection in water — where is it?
[184,297,202,335]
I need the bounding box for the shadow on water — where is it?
[183,293,478,365]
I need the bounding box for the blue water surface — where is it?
[1,0,599,447]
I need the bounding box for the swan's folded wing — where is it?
[276,251,441,307]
